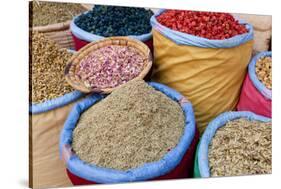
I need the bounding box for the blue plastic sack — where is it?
[248,51,272,99]
[197,111,271,177]
[150,9,254,48]
[71,11,153,43]
[59,82,196,183]
[30,50,84,114]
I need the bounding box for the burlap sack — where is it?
[29,102,77,189]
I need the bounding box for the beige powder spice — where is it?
[209,118,271,177]
[72,79,185,170]
[30,32,74,103]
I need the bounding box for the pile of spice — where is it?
[77,45,145,89]
[30,1,86,27]
[72,79,185,170]
[30,32,74,103]
[256,56,272,89]
[157,10,248,40]
[75,5,153,37]
[208,118,272,176]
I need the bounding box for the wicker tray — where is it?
[65,37,153,93]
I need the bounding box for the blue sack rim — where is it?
[198,111,271,178]
[59,82,196,183]
[150,9,254,48]
[248,51,272,99]
[30,90,84,114]
[71,11,153,43]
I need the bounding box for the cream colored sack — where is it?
[30,103,76,189]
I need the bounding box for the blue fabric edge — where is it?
[70,11,153,43]
[150,9,254,48]
[30,90,84,114]
[59,82,196,183]
[197,111,271,177]
[248,51,272,100]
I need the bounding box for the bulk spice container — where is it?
[194,111,271,178]
[70,5,154,51]
[30,1,88,49]
[30,32,84,188]
[60,81,199,185]
[150,9,254,134]
[237,51,272,117]
[64,37,153,93]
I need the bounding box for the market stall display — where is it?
[64,37,152,93]
[70,5,154,50]
[237,51,272,117]
[60,80,199,184]
[30,1,88,49]
[194,111,271,178]
[29,3,273,187]
[151,9,254,135]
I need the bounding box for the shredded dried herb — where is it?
[209,118,271,177]
[72,79,185,170]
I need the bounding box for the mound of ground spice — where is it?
[30,32,74,103]
[77,45,145,89]
[30,1,86,27]
[72,79,185,170]
[209,118,271,177]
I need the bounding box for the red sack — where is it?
[237,51,271,117]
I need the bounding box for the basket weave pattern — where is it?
[65,37,153,93]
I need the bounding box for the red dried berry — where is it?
[157,10,248,40]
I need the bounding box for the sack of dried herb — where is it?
[60,80,199,185]
[30,1,88,49]
[237,51,272,118]
[194,111,271,178]
[70,5,153,50]
[30,32,84,114]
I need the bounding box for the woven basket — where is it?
[31,4,91,49]
[65,37,153,93]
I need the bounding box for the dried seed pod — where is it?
[30,31,74,103]
[209,118,271,176]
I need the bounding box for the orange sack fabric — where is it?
[152,29,253,134]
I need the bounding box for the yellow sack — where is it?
[151,11,254,134]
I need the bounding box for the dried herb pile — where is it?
[77,45,145,89]
[209,118,271,176]
[72,79,185,170]
[30,1,86,27]
[30,32,74,103]
[74,5,153,37]
[256,56,272,90]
